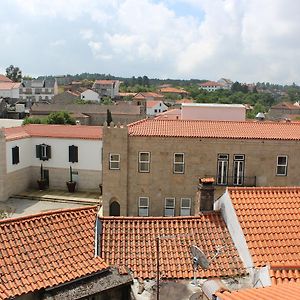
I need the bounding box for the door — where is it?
[233,155,245,185]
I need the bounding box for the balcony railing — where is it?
[205,175,256,187]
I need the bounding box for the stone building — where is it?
[102,119,300,216]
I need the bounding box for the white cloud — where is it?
[50,39,66,47]
[7,0,300,83]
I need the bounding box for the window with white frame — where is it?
[276,155,288,176]
[139,152,150,173]
[164,198,175,216]
[217,154,229,185]
[180,198,191,216]
[174,153,184,174]
[109,153,120,170]
[138,197,149,216]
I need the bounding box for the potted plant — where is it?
[66,166,76,192]
[37,164,47,190]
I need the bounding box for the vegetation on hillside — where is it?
[23,111,75,125]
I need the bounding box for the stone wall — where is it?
[102,134,300,216]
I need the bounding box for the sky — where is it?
[0,0,299,84]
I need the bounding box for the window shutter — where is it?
[36,145,42,159]
[46,145,51,160]
[12,146,19,165]
[69,145,78,163]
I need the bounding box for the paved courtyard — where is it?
[0,189,101,218]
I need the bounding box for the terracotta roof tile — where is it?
[0,82,20,90]
[0,75,12,82]
[100,213,246,279]
[270,265,300,285]
[127,119,300,140]
[133,92,164,100]
[216,282,300,300]
[4,124,102,141]
[199,81,223,87]
[146,100,164,108]
[0,206,108,300]
[159,87,189,94]
[228,187,300,268]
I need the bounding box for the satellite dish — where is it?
[191,245,210,270]
[190,245,210,286]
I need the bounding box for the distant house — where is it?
[133,92,164,104]
[159,87,189,97]
[217,78,233,90]
[268,101,300,120]
[19,78,58,104]
[81,89,100,102]
[0,74,20,102]
[199,81,223,92]
[92,80,120,98]
[52,90,80,104]
[146,100,168,116]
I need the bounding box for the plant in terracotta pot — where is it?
[37,164,47,190]
[66,166,76,192]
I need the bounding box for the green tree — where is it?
[47,111,76,125]
[102,97,113,105]
[6,65,22,82]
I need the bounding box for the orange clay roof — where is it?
[199,81,222,87]
[159,87,189,94]
[0,75,12,82]
[100,212,246,280]
[4,124,102,141]
[228,187,300,267]
[0,206,108,300]
[270,265,300,285]
[133,92,164,100]
[146,100,164,108]
[127,119,300,140]
[216,282,300,300]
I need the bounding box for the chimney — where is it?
[199,177,215,212]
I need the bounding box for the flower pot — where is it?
[37,179,47,190]
[66,181,76,193]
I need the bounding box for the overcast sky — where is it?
[0,0,299,84]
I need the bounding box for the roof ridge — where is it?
[228,186,300,191]
[101,211,220,220]
[0,205,98,225]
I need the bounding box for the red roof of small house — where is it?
[0,206,108,300]
[0,75,12,82]
[127,119,300,140]
[270,265,300,285]
[176,98,193,104]
[100,213,246,279]
[0,82,20,90]
[154,109,181,120]
[271,102,299,110]
[146,100,164,108]
[133,92,164,100]
[159,87,189,94]
[216,282,300,300]
[228,187,300,268]
[4,124,102,141]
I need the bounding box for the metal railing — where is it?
[205,175,256,187]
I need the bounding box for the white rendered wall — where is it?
[81,90,100,102]
[181,105,245,121]
[6,137,102,173]
[6,138,32,173]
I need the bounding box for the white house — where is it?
[199,81,223,92]
[1,124,103,201]
[146,100,168,116]
[80,89,100,102]
[92,80,120,98]
[0,75,20,100]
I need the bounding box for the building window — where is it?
[138,197,149,217]
[174,153,184,174]
[164,198,175,216]
[139,152,150,173]
[109,153,120,170]
[277,155,288,176]
[233,154,245,185]
[12,146,19,165]
[180,198,191,216]
[69,145,78,163]
[217,154,228,185]
[36,144,51,161]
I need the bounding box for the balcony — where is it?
[205,175,256,187]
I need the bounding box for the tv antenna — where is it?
[190,245,226,286]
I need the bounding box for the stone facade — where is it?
[102,125,300,217]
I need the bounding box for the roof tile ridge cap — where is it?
[100,214,220,220]
[0,205,98,225]
[229,186,300,191]
[270,264,300,270]
[127,118,148,127]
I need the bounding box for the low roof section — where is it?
[215,282,300,300]
[228,187,300,268]
[100,212,246,280]
[0,206,109,300]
